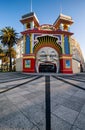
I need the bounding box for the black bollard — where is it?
[45,76,51,130]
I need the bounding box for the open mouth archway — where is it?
[39,63,57,73]
[35,47,59,73]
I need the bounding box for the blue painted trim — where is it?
[26,35,30,54]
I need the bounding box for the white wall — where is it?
[16,58,23,71]
[72,59,80,73]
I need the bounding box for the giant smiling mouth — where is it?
[39,62,57,73]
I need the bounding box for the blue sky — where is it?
[0,0,85,60]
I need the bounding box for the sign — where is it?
[25,60,31,68]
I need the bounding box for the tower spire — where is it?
[60,5,62,14]
[31,0,32,12]
[60,1,62,14]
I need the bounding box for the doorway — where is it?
[39,63,56,73]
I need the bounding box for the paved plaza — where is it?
[0,72,85,130]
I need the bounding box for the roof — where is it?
[20,12,39,26]
[22,12,35,19]
[53,13,74,29]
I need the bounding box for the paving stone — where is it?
[58,91,72,99]
[36,121,45,130]
[81,104,85,114]
[0,94,5,98]
[68,95,85,104]
[6,88,23,95]
[31,126,40,130]
[6,93,21,98]
[51,95,67,112]
[74,113,85,130]
[62,98,84,112]
[51,114,71,130]
[0,99,15,116]
[17,90,30,96]
[7,95,27,104]
[71,125,81,130]
[22,91,45,104]
[23,92,39,100]
[51,77,64,85]
[53,105,79,124]
[23,103,45,113]
[0,84,7,89]
[0,110,35,130]
[16,100,34,110]
[21,107,45,129]
[74,90,85,99]
[62,86,78,95]
[30,96,45,105]
[51,86,72,99]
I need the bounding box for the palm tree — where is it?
[0,45,4,71]
[11,48,16,71]
[0,27,18,71]
[6,48,17,71]
[0,45,3,53]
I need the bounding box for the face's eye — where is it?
[40,54,47,58]
[41,51,45,54]
[50,54,56,57]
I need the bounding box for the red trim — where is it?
[23,54,35,73]
[23,54,35,57]
[60,70,73,74]
[60,54,72,57]
[60,58,73,74]
[21,29,73,35]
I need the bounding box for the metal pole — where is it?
[45,76,51,130]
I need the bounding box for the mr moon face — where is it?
[36,47,59,72]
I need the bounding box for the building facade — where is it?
[70,37,84,73]
[16,12,84,73]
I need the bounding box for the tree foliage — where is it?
[0,27,18,71]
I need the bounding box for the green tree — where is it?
[0,27,18,71]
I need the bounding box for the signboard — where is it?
[25,60,31,68]
[66,60,70,68]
